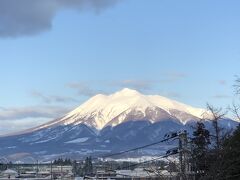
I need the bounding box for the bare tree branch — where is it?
[231,102,240,122]
[233,76,240,95]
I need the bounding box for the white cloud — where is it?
[212,94,231,99]
[0,105,71,135]
[67,82,106,96]
[0,105,70,120]
[0,118,50,136]
[111,79,154,91]
[31,91,78,104]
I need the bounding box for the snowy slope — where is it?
[33,88,206,130]
[1,88,238,162]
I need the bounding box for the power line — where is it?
[95,134,178,160]
[85,155,174,179]
[104,151,179,172]
[116,154,170,170]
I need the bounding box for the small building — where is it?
[1,169,18,179]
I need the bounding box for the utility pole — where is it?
[50,161,53,180]
[36,160,39,178]
[61,163,63,180]
[179,130,188,180]
[164,131,196,180]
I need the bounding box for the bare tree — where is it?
[202,104,228,179]
[233,76,240,95]
[230,102,240,122]
[207,104,226,149]
[231,77,240,121]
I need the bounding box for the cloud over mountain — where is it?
[67,82,106,97]
[0,105,70,120]
[31,91,78,104]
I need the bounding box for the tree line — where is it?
[191,78,240,179]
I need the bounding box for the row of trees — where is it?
[53,157,93,176]
[72,157,93,176]
[192,120,240,179]
[191,78,240,179]
[53,158,72,165]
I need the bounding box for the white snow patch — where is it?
[6,146,16,149]
[27,88,207,131]
[31,137,56,144]
[65,137,89,144]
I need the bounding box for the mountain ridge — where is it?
[31,88,206,132]
[0,88,238,162]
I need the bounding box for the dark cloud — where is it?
[0,106,70,120]
[67,82,106,97]
[31,91,78,104]
[0,0,120,37]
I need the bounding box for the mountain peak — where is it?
[113,88,141,96]
[33,88,207,131]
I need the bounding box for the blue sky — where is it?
[0,0,240,134]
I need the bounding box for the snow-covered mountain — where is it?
[0,88,237,162]
[32,88,206,131]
